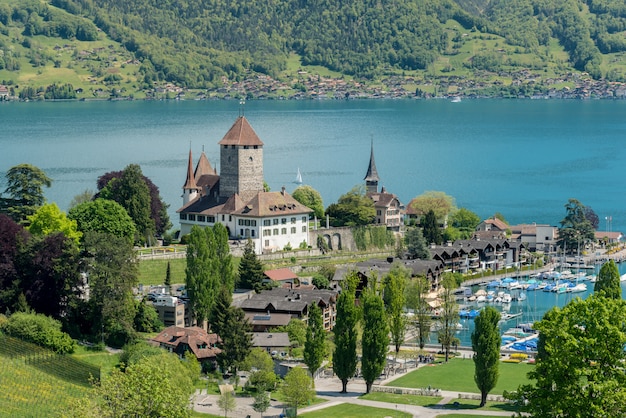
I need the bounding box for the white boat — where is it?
[502,293,512,304]
[450,96,461,103]
[476,295,486,303]
[294,167,303,184]
[568,283,587,293]
[621,274,626,282]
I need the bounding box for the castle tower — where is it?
[182,149,201,205]
[218,116,264,202]
[364,138,380,194]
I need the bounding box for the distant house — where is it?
[251,332,290,354]
[508,223,558,252]
[363,140,403,230]
[244,312,292,332]
[476,216,509,236]
[594,231,623,246]
[0,85,9,98]
[234,288,338,331]
[264,268,300,288]
[151,295,187,327]
[151,326,221,368]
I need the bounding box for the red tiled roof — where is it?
[151,326,221,360]
[233,190,312,217]
[218,116,264,147]
[264,268,297,281]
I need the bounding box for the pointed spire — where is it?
[364,136,379,193]
[183,148,198,190]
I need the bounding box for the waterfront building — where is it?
[363,140,403,230]
[177,116,313,254]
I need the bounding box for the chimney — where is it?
[281,186,286,195]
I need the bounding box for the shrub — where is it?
[1,312,76,354]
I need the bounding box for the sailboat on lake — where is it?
[294,167,303,184]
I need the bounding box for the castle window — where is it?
[254,145,258,149]
[251,230,255,237]
[291,217,296,224]
[273,219,279,225]
[222,215,225,221]
[302,226,307,233]
[240,229,244,236]
[208,216,215,223]
[252,220,257,226]
[302,217,307,223]
[229,216,232,221]
[238,220,243,226]
[281,228,287,235]
[265,240,269,247]
[263,230,270,236]
[273,229,279,235]
[263,220,271,226]
[281,218,287,224]
[180,214,187,220]
[291,227,296,234]
[244,146,249,149]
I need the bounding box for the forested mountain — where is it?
[1,0,626,98]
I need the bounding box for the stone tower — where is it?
[218,116,264,202]
[364,138,379,194]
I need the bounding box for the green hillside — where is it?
[1,0,626,99]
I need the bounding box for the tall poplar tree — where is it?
[303,302,326,378]
[361,289,389,393]
[594,259,621,299]
[185,226,214,325]
[405,276,431,349]
[471,306,501,407]
[437,274,459,362]
[333,272,358,393]
[422,209,442,245]
[383,264,409,360]
[217,306,252,387]
[213,222,235,293]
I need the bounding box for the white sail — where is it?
[295,167,303,184]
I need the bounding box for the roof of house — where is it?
[151,326,221,360]
[233,189,312,217]
[480,217,509,231]
[183,149,199,190]
[355,258,443,278]
[252,332,291,348]
[367,187,402,209]
[235,288,337,314]
[218,116,264,147]
[264,268,298,282]
[594,231,623,240]
[244,312,292,327]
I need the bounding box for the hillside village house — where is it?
[151,326,221,369]
[177,115,313,254]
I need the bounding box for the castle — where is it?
[177,116,313,254]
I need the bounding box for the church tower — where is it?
[182,149,201,205]
[218,116,264,203]
[364,138,380,194]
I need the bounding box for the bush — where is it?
[1,312,76,354]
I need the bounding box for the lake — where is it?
[2,99,624,236]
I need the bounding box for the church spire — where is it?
[182,148,200,205]
[364,136,379,193]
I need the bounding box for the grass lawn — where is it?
[386,358,533,395]
[137,257,187,285]
[71,345,121,377]
[300,403,412,418]
[360,392,442,407]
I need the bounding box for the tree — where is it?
[98,164,156,245]
[450,208,481,239]
[83,231,138,347]
[213,223,235,293]
[281,366,315,417]
[361,288,389,393]
[90,353,195,418]
[0,214,29,313]
[252,391,270,417]
[325,185,375,227]
[68,189,94,209]
[2,312,76,354]
[68,199,136,244]
[97,167,170,237]
[27,203,82,244]
[383,264,408,359]
[18,232,83,321]
[243,348,276,392]
[303,302,326,378]
[210,285,232,337]
[404,227,430,259]
[217,307,252,386]
[332,276,358,393]
[217,390,236,418]
[422,209,442,245]
[292,185,324,219]
[133,299,163,333]
[437,274,459,362]
[1,164,52,223]
[584,206,599,230]
[594,259,621,299]
[471,306,500,407]
[557,198,594,253]
[311,273,329,289]
[165,261,171,291]
[408,191,455,222]
[511,295,626,416]
[237,238,265,291]
[185,225,219,325]
[405,276,431,349]
[285,319,307,348]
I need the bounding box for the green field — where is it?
[300,403,412,418]
[137,257,187,286]
[386,358,534,395]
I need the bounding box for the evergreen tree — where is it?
[422,209,442,245]
[210,285,232,336]
[404,227,430,260]
[471,306,500,407]
[214,223,235,293]
[361,289,389,393]
[185,225,214,325]
[165,261,171,292]
[1,164,52,224]
[303,302,326,378]
[237,238,265,291]
[332,282,358,393]
[594,259,621,299]
[217,307,252,387]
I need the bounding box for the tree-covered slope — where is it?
[1,0,626,97]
